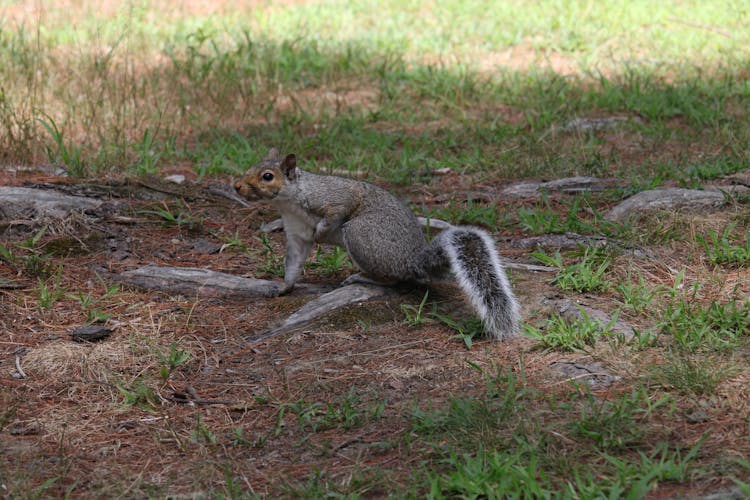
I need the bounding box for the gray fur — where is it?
[236,156,520,339]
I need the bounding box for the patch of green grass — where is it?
[616,271,664,312]
[308,246,352,276]
[2,1,749,182]
[533,247,613,293]
[430,312,484,349]
[116,378,160,412]
[36,113,86,176]
[518,196,623,237]
[401,290,433,328]
[190,414,218,446]
[410,367,531,450]
[254,233,284,278]
[35,267,65,310]
[572,386,672,451]
[698,223,750,267]
[422,197,503,231]
[282,389,382,433]
[139,202,203,232]
[523,308,617,352]
[659,297,750,351]
[426,448,552,499]
[650,351,736,396]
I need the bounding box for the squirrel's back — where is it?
[297,171,430,283]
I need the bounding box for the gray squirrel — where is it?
[234,149,520,340]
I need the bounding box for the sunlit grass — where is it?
[0,0,748,180]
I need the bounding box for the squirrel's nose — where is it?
[234,181,242,192]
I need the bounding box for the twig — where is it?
[15,355,27,379]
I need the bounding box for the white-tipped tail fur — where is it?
[435,227,520,339]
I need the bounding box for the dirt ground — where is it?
[1,166,749,497]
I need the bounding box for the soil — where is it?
[0,167,748,497]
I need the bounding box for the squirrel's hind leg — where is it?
[341,273,397,287]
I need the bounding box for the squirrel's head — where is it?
[235,148,298,200]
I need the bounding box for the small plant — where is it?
[191,414,218,445]
[2,227,56,278]
[659,297,750,351]
[401,290,433,327]
[523,308,617,351]
[219,230,249,253]
[157,342,192,382]
[255,233,284,277]
[282,390,372,433]
[431,311,484,349]
[651,351,736,396]
[308,246,352,275]
[426,448,552,498]
[410,368,529,448]
[426,197,501,229]
[117,379,159,412]
[130,126,161,175]
[592,441,702,497]
[36,113,85,176]
[533,247,612,293]
[140,202,202,231]
[616,271,663,311]
[698,223,750,267]
[35,266,65,309]
[69,292,111,323]
[517,196,622,237]
[572,386,671,451]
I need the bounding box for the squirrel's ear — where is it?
[281,153,298,180]
[266,148,280,160]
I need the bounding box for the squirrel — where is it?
[234,149,520,340]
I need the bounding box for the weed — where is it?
[283,390,377,433]
[659,297,750,351]
[567,441,702,498]
[650,351,735,396]
[130,127,161,175]
[427,448,552,498]
[698,223,750,267]
[308,246,352,275]
[430,311,484,349]
[425,197,501,230]
[69,292,111,323]
[523,308,617,351]
[616,271,663,311]
[117,379,159,412]
[219,231,249,253]
[255,233,284,277]
[191,414,218,446]
[36,113,85,176]
[602,441,702,494]
[532,247,613,293]
[518,196,622,237]
[401,290,433,328]
[156,342,191,382]
[35,266,65,309]
[140,202,202,231]
[572,386,671,451]
[410,368,530,449]
[2,227,56,278]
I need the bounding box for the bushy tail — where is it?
[431,227,520,340]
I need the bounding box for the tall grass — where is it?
[0,1,748,179]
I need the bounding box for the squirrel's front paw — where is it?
[277,283,295,296]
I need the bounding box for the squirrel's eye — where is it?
[262,172,274,181]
